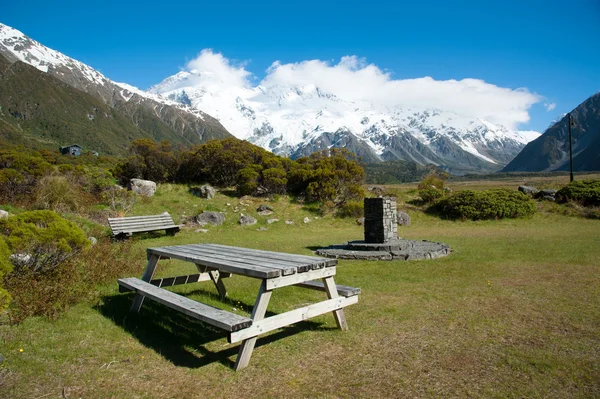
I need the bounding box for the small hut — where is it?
[59,144,82,156]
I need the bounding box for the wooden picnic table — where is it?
[119,243,360,370]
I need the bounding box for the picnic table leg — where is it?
[130,254,161,313]
[234,280,272,371]
[209,270,228,298]
[322,276,348,331]
[196,264,228,298]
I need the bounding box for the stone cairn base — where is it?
[316,197,451,261]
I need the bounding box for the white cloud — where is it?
[184,51,543,129]
[544,102,557,111]
[185,49,252,89]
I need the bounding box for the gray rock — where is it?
[9,253,32,266]
[239,214,257,225]
[257,204,273,213]
[88,237,98,245]
[128,178,156,197]
[541,195,556,201]
[189,184,216,199]
[256,227,268,231]
[303,217,311,223]
[397,211,411,226]
[538,189,557,198]
[0,210,8,219]
[285,220,294,225]
[258,210,273,216]
[356,217,365,226]
[518,185,539,197]
[194,211,225,226]
[267,218,280,224]
[194,228,209,233]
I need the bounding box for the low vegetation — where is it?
[556,179,600,207]
[1,141,599,397]
[435,189,537,220]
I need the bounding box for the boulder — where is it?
[0,210,8,219]
[189,184,216,199]
[518,185,539,197]
[257,204,273,213]
[9,253,32,267]
[88,237,98,246]
[194,211,225,226]
[267,218,280,224]
[536,189,557,199]
[303,217,311,224]
[128,178,156,197]
[239,214,257,225]
[397,211,411,226]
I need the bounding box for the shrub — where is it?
[436,189,537,220]
[336,200,364,218]
[0,236,13,311]
[4,239,141,323]
[556,179,600,207]
[33,175,94,213]
[418,173,446,203]
[0,210,90,273]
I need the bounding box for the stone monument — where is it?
[316,197,451,261]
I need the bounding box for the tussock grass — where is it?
[1,181,599,398]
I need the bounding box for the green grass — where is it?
[1,182,600,398]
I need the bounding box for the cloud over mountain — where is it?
[183,50,543,130]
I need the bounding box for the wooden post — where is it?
[209,270,228,298]
[322,276,348,330]
[234,280,272,371]
[130,254,161,312]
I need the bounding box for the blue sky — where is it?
[3,0,599,132]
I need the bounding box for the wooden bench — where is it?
[108,213,182,238]
[294,280,361,297]
[118,277,252,332]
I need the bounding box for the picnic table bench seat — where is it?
[118,277,252,332]
[108,213,182,238]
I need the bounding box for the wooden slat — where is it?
[205,244,337,270]
[266,267,337,290]
[294,281,361,297]
[118,278,252,332]
[108,214,175,222]
[109,219,175,227]
[169,245,293,277]
[184,244,298,276]
[113,225,180,234]
[198,244,319,273]
[147,247,280,279]
[229,295,358,343]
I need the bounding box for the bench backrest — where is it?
[108,213,177,234]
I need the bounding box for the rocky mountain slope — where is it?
[150,70,540,174]
[0,23,232,154]
[503,92,600,172]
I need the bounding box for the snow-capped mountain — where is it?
[0,21,539,172]
[0,23,231,148]
[149,69,540,173]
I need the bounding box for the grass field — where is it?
[1,181,599,398]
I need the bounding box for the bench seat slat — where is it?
[108,213,181,237]
[294,280,361,297]
[118,278,252,332]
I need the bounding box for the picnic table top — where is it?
[146,243,338,280]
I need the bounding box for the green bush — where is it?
[556,179,600,207]
[436,189,537,220]
[4,239,141,323]
[0,236,13,311]
[418,173,446,203]
[336,200,364,218]
[0,210,90,273]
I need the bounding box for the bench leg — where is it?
[131,254,161,313]
[322,276,348,331]
[234,280,272,371]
